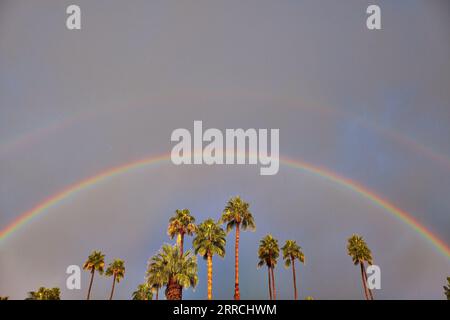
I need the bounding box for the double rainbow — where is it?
[1,154,449,261]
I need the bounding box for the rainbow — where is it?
[1,154,449,261]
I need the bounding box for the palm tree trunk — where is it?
[363,266,374,300]
[180,233,184,300]
[234,223,240,300]
[207,253,213,300]
[180,233,184,255]
[360,262,370,300]
[109,274,116,300]
[86,269,95,300]
[271,266,277,300]
[267,266,273,300]
[292,258,298,300]
[166,277,182,300]
[155,288,159,300]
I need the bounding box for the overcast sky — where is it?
[1,0,449,299]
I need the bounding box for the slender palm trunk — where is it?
[177,233,185,255]
[155,288,159,300]
[109,274,116,300]
[360,262,370,300]
[292,258,298,300]
[180,233,184,255]
[271,266,277,300]
[86,269,95,300]
[207,253,213,300]
[234,223,240,300]
[363,266,374,300]
[178,233,184,300]
[267,266,273,300]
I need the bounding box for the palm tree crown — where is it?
[220,196,255,232]
[106,259,126,282]
[83,250,106,273]
[347,234,373,265]
[193,219,226,259]
[282,240,305,266]
[168,209,196,253]
[26,287,60,300]
[132,283,153,300]
[258,234,280,269]
[149,244,198,300]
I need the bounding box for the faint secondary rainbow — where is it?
[1,153,449,261]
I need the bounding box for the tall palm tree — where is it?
[193,218,227,300]
[132,283,153,300]
[105,259,125,300]
[168,209,196,255]
[282,240,305,300]
[82,250,105,300]
[220,196,255,300]
[257,234,279,300]
[444,277,450,300]
[347,234,374,300]
[26,287,60,300]
[148,244,198,300]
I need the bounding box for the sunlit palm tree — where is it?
[444,277,450,300]
[26,287,60,300]
[149,244,198,300]
[82,250,105,300]
[347,234,374,300]
[105,259,125,300]
[220,196,255,300]
[132,283,153,300]
[168,209,196,255]
[257,234,279,300]
[282,240,305,300]
[193,218,226,300]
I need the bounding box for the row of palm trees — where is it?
[2,195,448,300]
[132,196,370,300]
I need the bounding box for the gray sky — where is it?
[1,0,449,299]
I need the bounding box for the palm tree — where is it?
[282,240,305,300]
[148,244,198,300]
[168,209,196,255]
[105,259,125,300]
[444,277,450,300]
[26,287,60,300]
[220,196,255,300]
[347,234,374,300]
[193,218,227,300]
[146,262,165,300]
[82,250,105,300]
[257,234,279,300]
[132,283,153,300]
